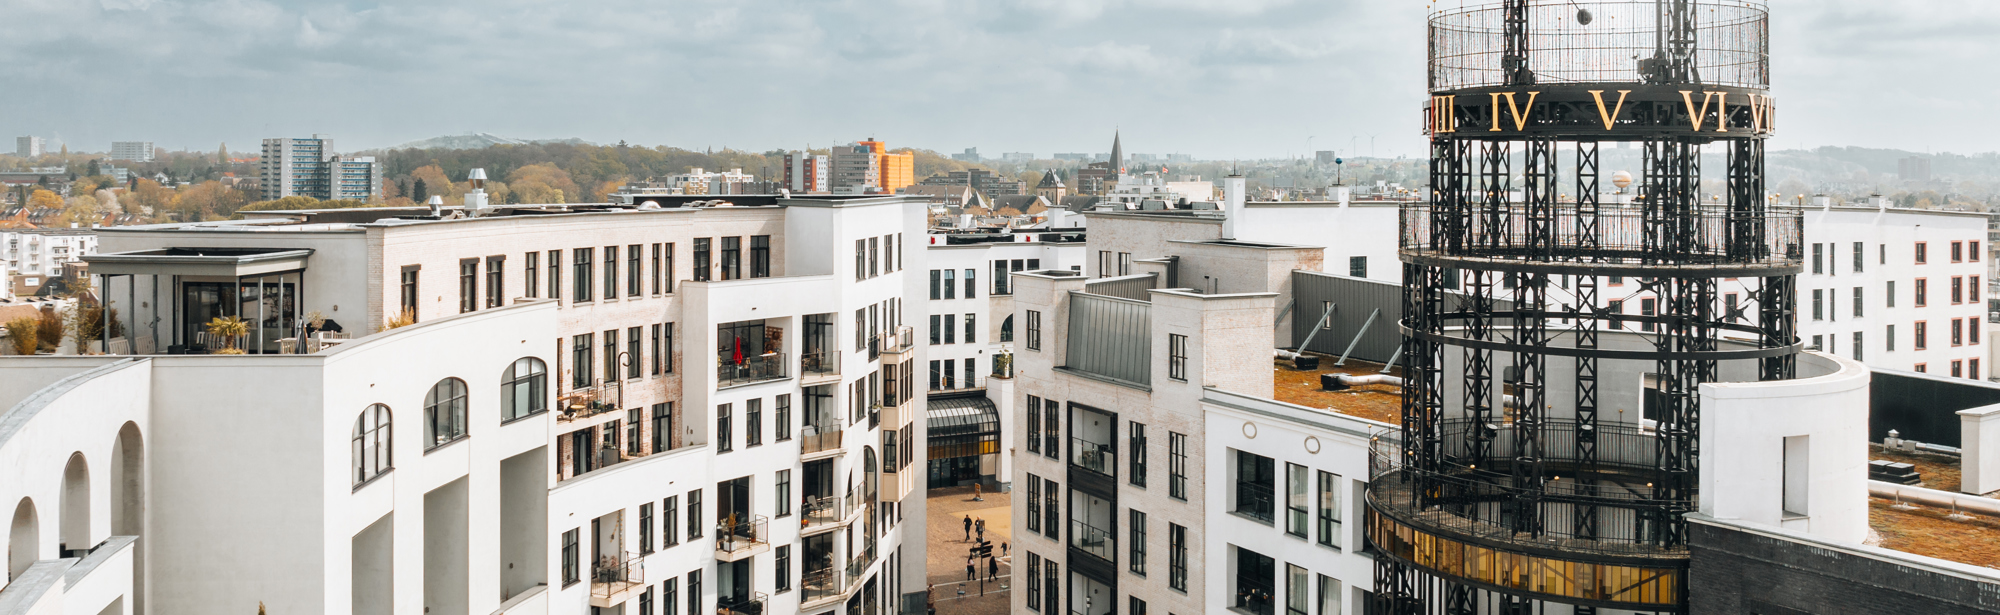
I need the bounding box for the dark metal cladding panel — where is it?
[1065,292,1151,385]
[1292,270,1514,364]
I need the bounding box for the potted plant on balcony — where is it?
[206,315,250,354]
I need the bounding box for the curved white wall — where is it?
[1699,351,1872,543]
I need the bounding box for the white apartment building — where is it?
[260,136,381,202]
[1795,204,1987,377]
[16,136,47,158]
[1081,179,1402,290]
[1006,234,1375,615]
[108,142,154,163]
[3,189,932,615]
[921,231,1086,488]
[2,230,98,294]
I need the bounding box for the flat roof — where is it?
[1272,354,1403,425]
[83,247,314,277]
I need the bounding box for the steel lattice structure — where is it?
[1374,1,1799,613]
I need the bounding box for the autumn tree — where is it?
[507,163,577,204]
[124,179,177,217]
[27,189,63,210]
[173,180,251,220]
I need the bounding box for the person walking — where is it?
[1002,541,1009,557]
[966,556,976,581]
[962,514,972,541]
[975,518,985,543]
[988,555,1000,581]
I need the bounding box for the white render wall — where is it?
[923,239,1086,391]
[1698,351,1873,543]
[1795,206,1987,376]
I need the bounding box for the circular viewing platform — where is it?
[1398,201,1803,277]
[1429,1,1769,92]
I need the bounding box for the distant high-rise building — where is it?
[1053,153,1090,161]
[783,151,829,193]
[1899,156,1932,182]
[260,135,379,202]
[16,136,45,158]
[1001,153,1034,163]
[919,168,1023,200]
[859,139,914,193]
[830,144,880,192]
[110,141,155,162]
[951,147,981,162]
[1315,150,1337,164]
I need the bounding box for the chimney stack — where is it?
[427,195,443,217]
[465,169,490,214]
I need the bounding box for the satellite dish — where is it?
[1577,8,1593,25]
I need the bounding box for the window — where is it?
[1235,450,1277,522]
[1954,241,1965,263]
[927,360,940,390]
[1169,334,1187,381]
[694,238,712,282]
[424,378,468,450]
[561,528,579,587]
[603,329,619,385]
[855,239,866,281]
[720,237,741,280]
[573,248,594,301]
[868,236,879,277]
[1043,479,1059,539]
[687,489,703,539]
[1812,243,1823,274]
[1641,297,1658,332]
[1916,278,1928,307]
[751,235,771,278]
[1119,252,1132,276]
[1286,463,1309,538]
[1129,509,1147,576]
[1854,241,1865,273]
[640,503,655,554]
[651,403,670,453]
[547,249,562,299]
[663,577,678,615]
[1888,324,1897,352]
[1131,596,1147,615]
[459,258,479,312]
[929,315,940,345]
[664,242,676,293]
[1027,310,1042,350]
[525,252,539,298]
[717,403,733,453]
[1854,331,1865,361]
[775,394,792,441]
[1318,575,1342,615]
[664,496,679,546]
[943,314,956,344]
[1812,289,1823,320]
[651,243,662,294]
[1917,242,1928,264]
[1098,250,1111,278]
[662,323,675,373]
[1317,471,1342,548]
[1129,422,1148,487]
[1168,523,1188,592]
[1607,299,1624,328]
[501,357,547,422]
[776,469,791,517]
[352,404,392,486]
[1349,256,1367,278]
[688,570,701,615]
[1725,293,1741,323]
[398,265,420,322]
[604,245,619,299]
[1043,398,1061,459]
[1026,474,1042,532]
[1954,318,1964,346]
[640,586,653,615]
[1027,395,1042,454]
[993,261,1012,295]
[650,324,663,375]
[1888,280,1897,308]
[1001,315,1014,342]
[943,269,956,299]
[883,235,896,272]
[1854,287,1865,318]
[1045,560,1060,613]
[1917,363,1928,373]
[627,244,642,296]
[1287,564,1311,615]
[572,333,594,388]
[627,326,642,378]
[1954,276,1966,304]
[746,398,763,447]
[483,255,506,307]
[1916,321,1929,350]
[963,313,977,344]
[1026,553,1042,611]
[964,268,977,298]
[1169,431,1188,500]
[775,545,791,593]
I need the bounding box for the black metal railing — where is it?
[715,514,769,555]
[801,493,854,530]
[719,351,788,388]
[1399,202,1802,268]
[1233,573,1276,615]
[1428,1,1769,91]
[801,350,840,379]
[802,567,841,603]
[1070,436,1116,477]
[1234,483,1276,523]
[558,380,622,422]
[802,423,843,455]
[1069,518,1116,562]
[590,550,644,603]
[718,591,768,615]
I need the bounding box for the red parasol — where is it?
[732,336,744,366]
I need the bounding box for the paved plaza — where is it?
[920,485,1014,615]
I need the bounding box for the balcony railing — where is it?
[1071,437,1116,477]
[928,375,988,392]
[1235,483,1276,523]
[590,550,644,604]
[879,325,915,353]
[801,493,854,531]
[802,567,842,604]
[718,591,768,615]
[845,553,870,587]
[801,350,841,380]
[716,514,769,556]
[719,352,789,388]
[1069,518,1116,563]
[558,380,623,422]
[1233,574,1276,615]
[867,336,880,361]
[802,423,843,455]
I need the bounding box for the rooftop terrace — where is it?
[1271,353,1402,425]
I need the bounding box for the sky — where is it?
[2,0,1995,159]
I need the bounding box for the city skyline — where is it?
[2,1,1996,158]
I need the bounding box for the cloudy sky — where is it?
[2,0,1993,159]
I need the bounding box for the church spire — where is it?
[1109,129,1124,175]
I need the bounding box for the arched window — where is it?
[501,357,548,422]
[424,378,469,450]
[1000,315,1015,343]
[352,404,392,485]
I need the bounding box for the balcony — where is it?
[715,514,770,562]
[1070,518,1116,563]
[1233,482,1276,524]
[718,591,768,615]
[558,380,623,423]
[801,350,841,385]
[1231,574,1276,615]
[801,491,860,535]
[589,550,645,608]
[802,567,844,606]
[801,424,844,459]
[719,351,789,388]
[1071,436,1116,477]
[879,325,915,355]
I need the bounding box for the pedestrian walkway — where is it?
[922,485,1013,615]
